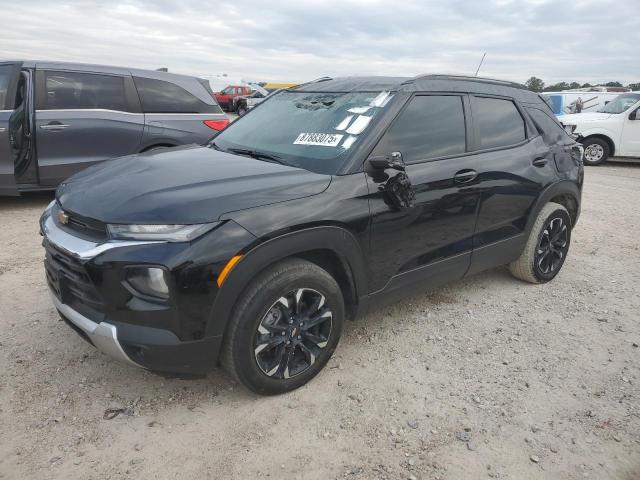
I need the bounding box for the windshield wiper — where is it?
[226,147,289,165]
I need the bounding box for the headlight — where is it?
[107,222,220,242]
[563,124,577,135]
[125,267,169,299]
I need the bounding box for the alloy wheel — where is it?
[535,216,568,275]
[254,288,332,379]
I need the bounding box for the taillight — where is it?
[204,119,229,131]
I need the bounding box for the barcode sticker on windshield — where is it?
[293,133,343,147]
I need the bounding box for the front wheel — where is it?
[509,202,572,284]
[221,259,344,394]
[237,105,247,116]
[582,137,609,165]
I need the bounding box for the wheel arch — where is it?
[206,226,368,341]
[140,143,176,152]
[525,181,581,234]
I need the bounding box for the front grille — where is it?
[44,239,103,311]
[52,203,108,241]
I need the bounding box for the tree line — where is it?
[524,77,640,93]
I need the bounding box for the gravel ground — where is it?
[1,164,639,480]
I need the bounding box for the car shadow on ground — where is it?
[47,265,517,408]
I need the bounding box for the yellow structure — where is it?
[263,82,299,91]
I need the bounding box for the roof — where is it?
[295,74,544,105]
[1,59,204,82]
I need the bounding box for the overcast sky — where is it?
[2,0,639,88]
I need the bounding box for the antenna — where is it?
[474,53,487,77]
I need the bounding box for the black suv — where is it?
[41,75,584,394]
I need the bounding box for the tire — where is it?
[509,202,572,284]
[237,105,247,116]
[221,258,344,395]
[581,137,609,166]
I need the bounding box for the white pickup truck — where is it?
[558,92,640,165]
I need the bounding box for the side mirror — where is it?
[629,109,639,120]
[368,151,405,171]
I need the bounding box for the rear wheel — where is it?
[221,258,344,394]
[582,137,609,165]
[509,202,572,284]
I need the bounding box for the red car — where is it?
[214,85,252,111]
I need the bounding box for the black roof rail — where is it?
[408,74,527,90]
[291,76,333,89]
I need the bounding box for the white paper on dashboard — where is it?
[345,115,372,135]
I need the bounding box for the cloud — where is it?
[1,0,638,87]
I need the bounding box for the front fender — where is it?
[205,226,368,338]
[577,127,619,150]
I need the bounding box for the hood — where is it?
[56,145,331,224]
[557,112,612,124]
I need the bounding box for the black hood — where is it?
[56,145,331,224]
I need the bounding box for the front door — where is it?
[34,69,144,186]
[366,94,480,296]
[620,103,640,156]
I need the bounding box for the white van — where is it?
[543,91,623,116]
[557,92,640,165]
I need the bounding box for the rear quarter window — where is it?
[472,96,526,149]
[133,76,222,114]
[526,107,573,145]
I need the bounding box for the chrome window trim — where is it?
[35,109,224,116]
[35,108,143,115]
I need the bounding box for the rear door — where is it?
[466,95,555,274]
[0,62,21,195]
[34,68,144,186]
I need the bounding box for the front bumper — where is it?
[41,204,226,374]
[51,291,142,368]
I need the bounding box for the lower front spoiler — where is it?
[51,292,142,368]
[52,292,223,375]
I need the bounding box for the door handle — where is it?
[453,169,478,184]
[532,157,548,167]
[40,123,70,131]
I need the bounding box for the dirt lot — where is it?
[1,164,639,480]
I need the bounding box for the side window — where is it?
[525,107,572,144]
[133,76,222,114]
[374,95,466,163]
[222,87,233,94]
[472,97,526,149]
[0,65,13,109]
[43,71,127,111]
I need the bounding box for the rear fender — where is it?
[524,181,582,233]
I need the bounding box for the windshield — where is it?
[598,93,640,114]
[211,90,393,174]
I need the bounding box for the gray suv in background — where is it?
[0,61,228,195]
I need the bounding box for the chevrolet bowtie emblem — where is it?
[57,210,70,225]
